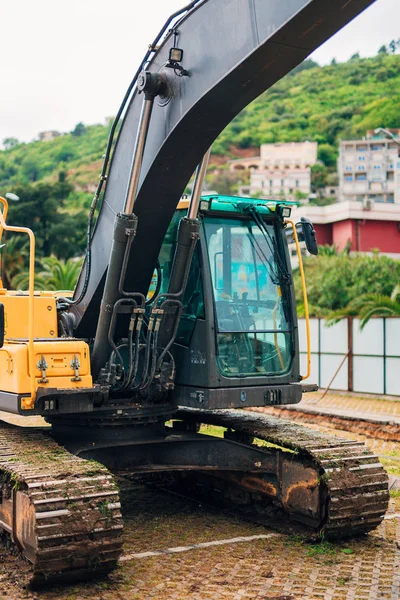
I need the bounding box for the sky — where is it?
[0,0,398,144]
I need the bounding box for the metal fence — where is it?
[298,317,400,396]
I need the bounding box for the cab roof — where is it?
[177,194,298,215]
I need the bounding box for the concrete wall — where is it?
[355,220,400,253]
[299,317,400,396]
[332,220,356,251]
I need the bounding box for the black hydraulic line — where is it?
[91,212,138,380]
[106,297,138,390]
[156,301,184,369]
[118,235,146,304]
[135,310,164,390]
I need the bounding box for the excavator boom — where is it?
[72,0,376,336]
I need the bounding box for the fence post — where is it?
[347,317,353,392]
[318,318,321,388]
[383,318,386,396]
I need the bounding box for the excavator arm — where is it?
[71,0,376,337]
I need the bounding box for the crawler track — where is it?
[177,408,390,538]
[0,421,123,586]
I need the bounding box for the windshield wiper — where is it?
[246,206,291,284]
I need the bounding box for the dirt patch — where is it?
[256,405,400,442]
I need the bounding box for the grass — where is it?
[199,424,296,453]
[379,455,400,477]
[307,541,337,557]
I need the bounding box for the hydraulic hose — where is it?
[66,0,206,307]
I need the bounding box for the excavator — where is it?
[0,0,389,586]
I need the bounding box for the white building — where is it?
[338,130,400,205]
[229,142,318,200]
[38,130,61,142]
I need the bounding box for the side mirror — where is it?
[300,217,318,256]
[0,303,4,348]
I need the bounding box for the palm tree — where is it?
[38,256,83,291]
[1,235,30,288]
[326,284,400,329]
[11,256,83,292]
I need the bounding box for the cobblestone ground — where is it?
[0,481,399,600]
[1,398,400,600]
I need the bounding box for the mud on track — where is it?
[0,479,399,600]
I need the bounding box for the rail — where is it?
[0,196,36,408]
[285,219,310,380]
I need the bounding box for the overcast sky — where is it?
[0,0,398,143]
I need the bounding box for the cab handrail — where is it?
[285,219,311,381]
[0,197,36,407]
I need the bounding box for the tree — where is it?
[12,256,83,291]
[71,122,86,137]
[326,285,400,329]
[39,256,84,290]
[311,164,328,191]
[317,144,337,168]
[0,235,29,288]
[350,52,360,60]
[378,45,388,54]
[2,137,19,150]
[7,178,87,258]
[326,172,339,186]
[388,39,398,54]
[207,169,246,196]
[292,254,400,316]
[21,157,40,182]
[330,58,337,66]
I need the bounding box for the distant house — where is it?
[338,129,400,205]
[290,129,400,257]
[229,141,318,200]
[293,200,400,258]
[38,130,61,142]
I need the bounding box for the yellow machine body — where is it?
[0,291,92,411]
[0,339,92,406]
[0,290,58,339]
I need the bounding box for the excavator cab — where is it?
[156,195,305,409]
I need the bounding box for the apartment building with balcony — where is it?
[229,141,318,200]
[338,130,400,205]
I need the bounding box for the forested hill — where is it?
[1,52,400,203]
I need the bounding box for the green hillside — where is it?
[1,52,399,206]
[0,123,109,210]
[213,53,400,163]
